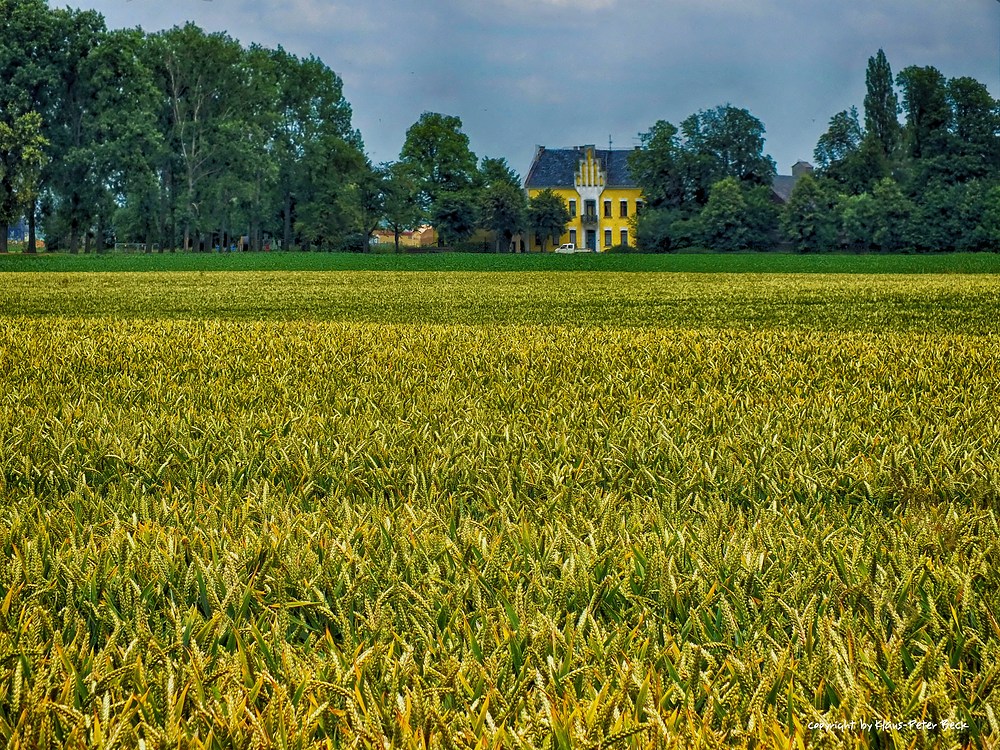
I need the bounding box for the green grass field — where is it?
[2,249,1000,274]
[0,268,998,748]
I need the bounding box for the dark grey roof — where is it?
[771,175,798,203]
[525,147,637,189]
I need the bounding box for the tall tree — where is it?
[0,0,60,253]
[271,48,361,251]
[42,8,135,253]
[864,49,900,159]
[153,24,245,251]
[476,156,521,192]
[399,112,477,212]
[0,111,47,253]
[814,108,888,194]
[294,133,366,250]
[897,65,952,162]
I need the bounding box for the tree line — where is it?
[0,0,541,254]
[2,0,998,255]
[628,50,1000,253]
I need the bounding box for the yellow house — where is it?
[524,145,643,251]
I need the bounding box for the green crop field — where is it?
[2,249,1000,275]
[0,270,998,749]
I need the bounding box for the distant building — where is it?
[373,224,437,248]
[771,161,814,203]
[524,145,643,252]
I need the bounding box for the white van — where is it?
[556,243,576,253]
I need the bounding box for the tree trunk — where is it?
[283,192,292,251]
[394,226,401,254]
[70,225,80,255]
[27,200,37,253]
[0,225,8,253]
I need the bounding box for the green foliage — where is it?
[814,107,863,170]
[782,174,841,252]
[431,191,478,246]
[479,181,526,252]
[691,177,779,252]
[379,162,422,253]
[863,49,900,159]
[680,105,776,191]
[633,206,684,252]
[476,156,521,192]
[399,112,478,213]
[628,120,687,210]
[3,250,1000,274]
[693,177,749,251]
[527,188,571,252]
[896,65,952,163]
[0,111,47,252]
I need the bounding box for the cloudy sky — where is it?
[73,0,1000,178]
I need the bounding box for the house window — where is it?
[604,229,612,247]
[568,199,577,218]
[603,200,612,218]
[636,200,644,214]
[569,229,577,246]
[620,200,628,218]
[584,200,596,217]
[620,229,628,246]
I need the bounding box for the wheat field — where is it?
[0,271,998,749]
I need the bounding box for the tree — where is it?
[152,24,246,251]
[680,104,776,197]
[864,49,899,159]
[431,191,477,247]
[946,76,1000,182]
[340,160,385,252]
[0,0,60,253]
[974,184,1000,252]
[479,181,526,252]
[0,111,47,253]
[476,156,521,192]
[897,65,952,162]
[814,108,863,172]
[782,173,841,252]
[628,120,687,210]
[840,192,878,252]
[527,189,571,252]
[381,162,421,253]
[271,48,361,251]
[294,133,366,250]
[692,177,750,251]
[869,178,913,252]
[399,112,477,212]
